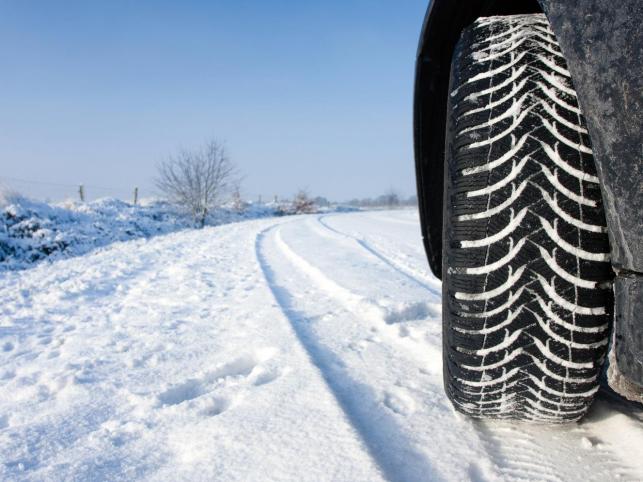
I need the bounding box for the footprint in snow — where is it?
[156,348,281,411]
[383,388,416,416]
[383,301,435,325]
[206,353,259,381]
[47,350,61,359]
[199,396,232,417]
[253,366,282,386]
[158,378,204,406]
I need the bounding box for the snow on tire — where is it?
[442,14,613,422]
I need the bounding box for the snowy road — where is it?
[1,210,642,481]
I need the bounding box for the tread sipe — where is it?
[442,14,613,422]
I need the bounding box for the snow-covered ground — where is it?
[1,210,642,481]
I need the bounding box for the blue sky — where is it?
[0,1,428,202]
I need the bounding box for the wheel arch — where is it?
[414,0,643,279]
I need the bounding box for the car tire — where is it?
[442,13,613,422]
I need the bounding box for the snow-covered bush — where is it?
[291,190,316,214]
[0,192,358,271]
[229,184,248,213]
[0,195,190,271]
[269,190,321,216]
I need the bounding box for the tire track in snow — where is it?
[255,225,442,482]
[473,412,640,482]
[271,225,443,367]
[317,215,441,299]
[258,222,506,481]
[277,214,642,482]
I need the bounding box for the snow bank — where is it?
[0,195,185,271]
[0,194,357,271]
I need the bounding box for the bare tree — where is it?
[376,188,400,209]
[230,180,246,213]
[292,189,316,214]
[156,140,237,227]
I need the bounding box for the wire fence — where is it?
[0,176,283,207]
[0,175,144,204]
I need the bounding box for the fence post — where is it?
[133,187,138,205]
[79,184,85,202]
